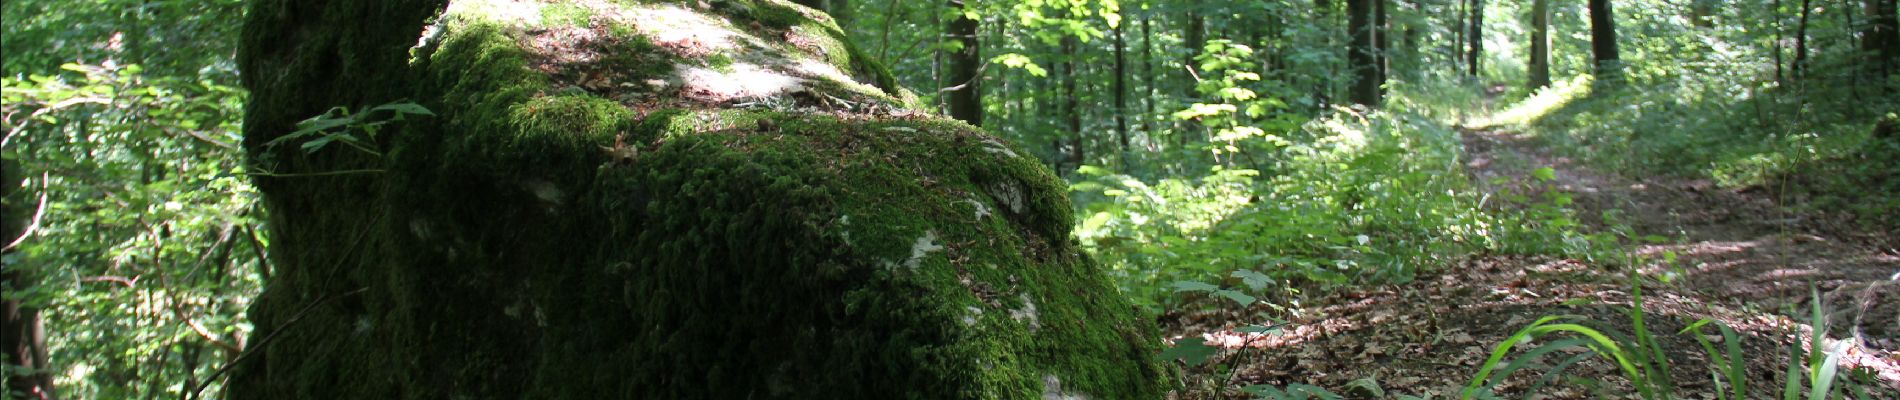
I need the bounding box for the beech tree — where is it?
[1349,0,1380,105]
[943,0,982,125]
[1469,0,1484,77]
[1590,0,1620,78]
[1528,0,1552,89]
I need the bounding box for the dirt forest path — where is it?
[1166,123,1900,399]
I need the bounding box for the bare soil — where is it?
[1163,125,1900,399]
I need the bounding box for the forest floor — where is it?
[1164,118,1900,399]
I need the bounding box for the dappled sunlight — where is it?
[624,4,743,55]
[1473,75,1592,128]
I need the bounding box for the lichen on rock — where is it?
[229,0,1170,398]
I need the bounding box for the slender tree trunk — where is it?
[1589,0,1621,79]
[1774,0,1787,83]
[1113,19,1129,165]
[3,155,54,400]
[942,0,982,126]
[1063,36,1083,171]
[1184,0,1206,95]
[1866,0,1900,77]
[1455,0,1467,76]
[1793,0,1812,79]
[1182,1,1206,144]
[1142,14,1157,139]
[1374,0,1389,96]
[1349,0,1381,106]
[1528,0,1552,89]
[1469,0,1484,78]
[1318,0,1336,106]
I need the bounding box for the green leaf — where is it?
[1231,269,1274,289]
[1156,337,1218,365]
[1240,384,1289,400]
[368,101,434,116]
[1532,167,1557,182]
[1343,377,1385,398]
[1169,281,1218,293]
[1214,289,1256,306]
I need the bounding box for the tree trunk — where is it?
[1775,0,1787,83]
[1182,1,1206,144]
[1589,0,1621,79]
[1184,0,1206,95]
[1794,0,1812,79]
[1142,13,1158,140]
[1318,0,1336,107]
[1063,36,1084,170]
[1349,0,1381,106]
[1112,19,1129,165]
[1454,0,1466,76]
[3,156,54,400]
[1374,0,1389,97]
[1866,0,1900,77]
[227,1,1168,398]
[1469,0,1484,78]
[1528,0,1552,89]
[943,0,982,126]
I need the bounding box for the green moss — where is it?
[231,1,1167,399]
[540,3,595,27]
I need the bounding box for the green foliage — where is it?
[2,59,258,399]
[265,101,434,158]
[1465,281,1880,399]
[1075,93,1557,308]
[1487,0,1900,233]
[1463,280,1677,400]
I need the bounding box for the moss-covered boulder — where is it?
[229,0,1169,398]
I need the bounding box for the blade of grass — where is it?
[1524,352,1596,400]
[1490,338,1594,384]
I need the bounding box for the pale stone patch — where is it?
[1039,374,1088,400]
[961,198,992,220]
[902,230,945,270]
[1008,293,1039,329]
[980,137,1019,158]
[986,181,1025,215]
[677,63,804,102]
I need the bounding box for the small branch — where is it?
[171,127,238,150]
[172,304,241,353]
[3,173,51,251]
[2,97,112,148]
[186,287,369,400]
[935,60,993,93]
[240,225,271,280]
[81,275,140,288]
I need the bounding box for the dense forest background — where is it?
[3,0,1897,398]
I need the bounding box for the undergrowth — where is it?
[1487,67,1900,236]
